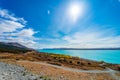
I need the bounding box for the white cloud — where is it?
[0,8,26,33]
[62,31,120,48]
[0,8,37,48]
[0,9,26,23]
[31,27,120,49]
[16,28,35,37]
[0,19,24,33]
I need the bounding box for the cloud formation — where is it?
[63,31,120,48]
[38,28,120,49]
[0,8,37,48]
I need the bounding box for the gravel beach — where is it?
[0,62,43,80]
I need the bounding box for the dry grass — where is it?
[5,60,116,80]
[0,51,119,71]
[0,52,119,80]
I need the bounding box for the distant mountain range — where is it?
[43,48,120,50]
[0,42,33,53]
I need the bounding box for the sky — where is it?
[0,0,120,49]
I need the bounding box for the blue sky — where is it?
[0,0,120,48]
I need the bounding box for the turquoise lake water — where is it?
[38,49,120,64]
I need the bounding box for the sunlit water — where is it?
[38,49,120,64]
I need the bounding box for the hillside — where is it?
[0,42,33,53]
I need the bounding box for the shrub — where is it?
[53,57,57,59]
[16,58,20,60]
[100,60,105,63]
[69,61,72,64]
[50,54,72,59]
[118,67,120,71]
[47,58,51,61]
[58,60,62,62]
[88,62,91,65]
[73,56,80,60]
[77,61,80,64]
[63,59,67,62]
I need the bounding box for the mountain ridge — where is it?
[0,42,33,53]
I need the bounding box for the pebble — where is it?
[0,62,43,80]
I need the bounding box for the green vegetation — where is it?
[40,76,51,80]
[0,48,30,53]
[100,60,105,63]
[50,53,72,59]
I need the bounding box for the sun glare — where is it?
[68,2,84,22]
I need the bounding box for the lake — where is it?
[38,49,120,64]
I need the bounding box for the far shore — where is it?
[42,48,120,50]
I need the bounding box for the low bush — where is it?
[118,67,120,71]
[88,62,91,65]
[77,61,80,64]
[69,61,72,64]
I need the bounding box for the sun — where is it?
[68,3,84,22]
[69,5,80,17]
